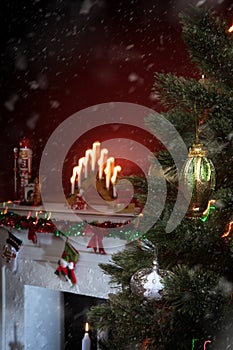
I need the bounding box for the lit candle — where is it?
[104,157,114,190]
[111,165,121,198]
[70,166,81,194]
[135,213,143,229]
[82,322,91,350]
[85,149,95,172]
[70,177,75,195]
[98,148,108,179]
[92,141,101,169]
[79,157,88,179]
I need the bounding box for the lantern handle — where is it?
[194,102,200,144]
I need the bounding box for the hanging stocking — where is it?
[55,239,79,285]
[1,231,22,272]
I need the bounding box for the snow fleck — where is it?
[80,0,103,15]
[160,35,164,46]
[147,63,154,71]
[108,45,142,62]
[49,100,60,109]
[26,113,40,130]
[128,72,139,82]
[128,86,136,94]
[37,73,48,90]
[126,44,135,50]
[128,72,144,85]
[15,54,28,71]
[196,0,207,7]
[4,94,19,111]
[29,81,39,90]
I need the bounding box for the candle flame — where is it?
[85,149,94,159]
[104,157,115,189]
[78,157,87,168]
[111,165,121,184]
[92,141,101,152]
[228,24,233,33]
[98,148,108,163]
[3,206,8,214]
[70,166,80,183]
[221,221,233,238]
[85,322,89,332]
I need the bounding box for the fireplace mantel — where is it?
[0,202,137,350]
[0,201,137,297]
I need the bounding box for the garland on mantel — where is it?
[0,211,141,253]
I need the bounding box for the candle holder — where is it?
[69,141,122,204]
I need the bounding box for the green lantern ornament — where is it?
[181,142,216,218]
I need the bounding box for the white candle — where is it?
[98,148,108,179]
[85,149,94,172]
[70,178,75,195]
[79,157,88,179]
[111,165,121,198]
[104,157,114,190]
[111,165,121,184]
[70,166,80,194]
[82,323,91,350]
[92,141,101,169]
[112,184,117,198]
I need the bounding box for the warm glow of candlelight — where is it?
[70,166,81,193]
[85,149,94,171]
[98,148,108,179]
[85,149,93,159]
[85,322,90,332]
[92,141,101,167]
[111,165,121,184]
[78,157,86,169]
[3,206,8,214]
[79,157,88,178]
[228,24,233,33]
[104,157,114,190]
[71,143,121,195]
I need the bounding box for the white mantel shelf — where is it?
[0,202,137,299]
[2,201,138,223]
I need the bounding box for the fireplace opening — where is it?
[64,292,106,350]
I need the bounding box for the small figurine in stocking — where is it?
[1,231,22,272]
[55,239,79,286]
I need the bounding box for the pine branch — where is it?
[180,6,233,87]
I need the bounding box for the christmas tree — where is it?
[88,7,233,350]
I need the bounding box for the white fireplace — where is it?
[0,216,128,349]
